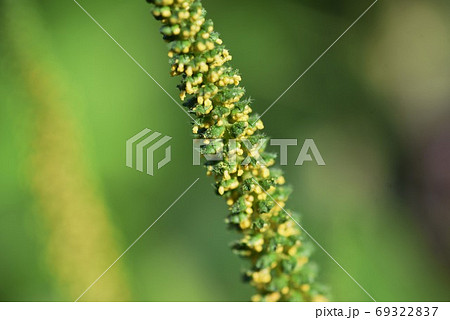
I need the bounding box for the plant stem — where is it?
[147,0,327,301]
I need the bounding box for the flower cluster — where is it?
[147,0,326,301]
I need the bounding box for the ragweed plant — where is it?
[147,0,327,301]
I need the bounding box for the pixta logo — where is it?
[126,128,172,176]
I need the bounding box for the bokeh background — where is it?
[1,0,449,301]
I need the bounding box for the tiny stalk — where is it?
[147,0,327,302]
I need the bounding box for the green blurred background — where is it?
[1,0,449,301]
